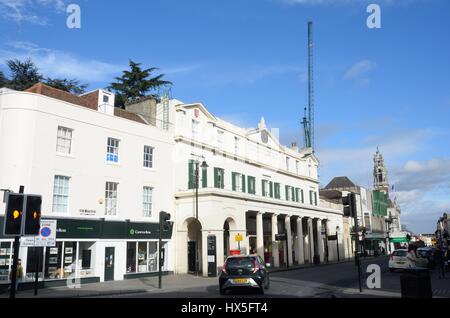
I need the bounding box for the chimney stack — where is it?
[291,142,298,152]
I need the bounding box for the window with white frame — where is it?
[143,186,153,217]
[217,130,224,149]
[105,182,119,216]
[143,146,154,168]
[56,126,73,155]
[192,120,199,140]
[106,138,120,163]
[234,137,240,155]
[52,175,70,213]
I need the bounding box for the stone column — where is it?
[285,215,293,266]
[317,220,325,263]
[308,218,315,263]
[296,217,305,264]
[271,214,280,268]
[256,212,264,259]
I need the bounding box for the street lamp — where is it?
[194,159,208,275]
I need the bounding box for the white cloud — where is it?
[344,60,376,80]
[0,0,66,25]
[1,41,123,83]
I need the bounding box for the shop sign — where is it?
[79,209,96,216]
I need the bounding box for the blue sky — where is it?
[1,0,449,234]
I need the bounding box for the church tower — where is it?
[373,147,389,194]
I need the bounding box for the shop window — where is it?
[0,242,12,282]
[127,242,136,273]
[45,242,63,279]
[63,242,77,279]
[148,242,158,272]
[78,242,95,277]
[25,247,44,281]
[138,242,148,273]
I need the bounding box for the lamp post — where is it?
[194,159,208,275]
[321,223,328,263]
[336,226,340,262]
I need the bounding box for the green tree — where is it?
[108,60,172,108]
[0,71,8,88]
[6,58,43,91]
[45,78,88,95]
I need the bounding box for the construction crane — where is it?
[302,21,315,151]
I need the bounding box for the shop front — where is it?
[0,217,173,289]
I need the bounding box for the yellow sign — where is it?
[235,233,243,242]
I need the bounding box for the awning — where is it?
[390,237,409,243]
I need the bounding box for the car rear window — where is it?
[393,251,407,257]
[226,257,256,268]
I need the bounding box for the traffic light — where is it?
[23,195,42,236]
[343,193,356,217]
[3,193,25,236]
[159,211,171,232]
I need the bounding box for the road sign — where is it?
[20,220,56,247]
[235,233,243,242]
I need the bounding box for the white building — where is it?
[0,84,175,285]
[171,101,345,276]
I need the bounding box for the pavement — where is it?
[1,256,449,298]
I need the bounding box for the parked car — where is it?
[389,249,409,272]
[219,255,270,295]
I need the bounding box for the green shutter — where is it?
[202,167,207,188]
[232,172,237,191]
[269,182,273,198]
[274,183,280,199]
[248,176,255,194]
[291,187,295,202]
[188,160,194,189]
[285,185,289,200]
[221,169,225,189]
[301,190,304,203]
[242,174,246,193]
[314,192,318,206]
[309,191,313,205]
[295,188,299,202]
[262,180,266,197]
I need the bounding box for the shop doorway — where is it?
[188,242,197,273]
[104,247,115,281]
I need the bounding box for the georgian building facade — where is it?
[0,84,175,285]
[171,101,344,276]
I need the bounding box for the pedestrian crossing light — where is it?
[24,195,42,236]
[3,193,25,236]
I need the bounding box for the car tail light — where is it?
[222,260,228,275]
[252,259,260,274]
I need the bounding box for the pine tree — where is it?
[108,60,172,108]
[0,71,8,88]
[45,78,88,95]
[6,58,43,91]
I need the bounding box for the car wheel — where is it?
[259,287,265,295]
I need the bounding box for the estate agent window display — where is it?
[127,241,159,274]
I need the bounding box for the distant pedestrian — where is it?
[434,247,445,279]
[8,259,23,293]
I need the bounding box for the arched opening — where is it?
[185,218,202,274]
[223,217,237,258]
